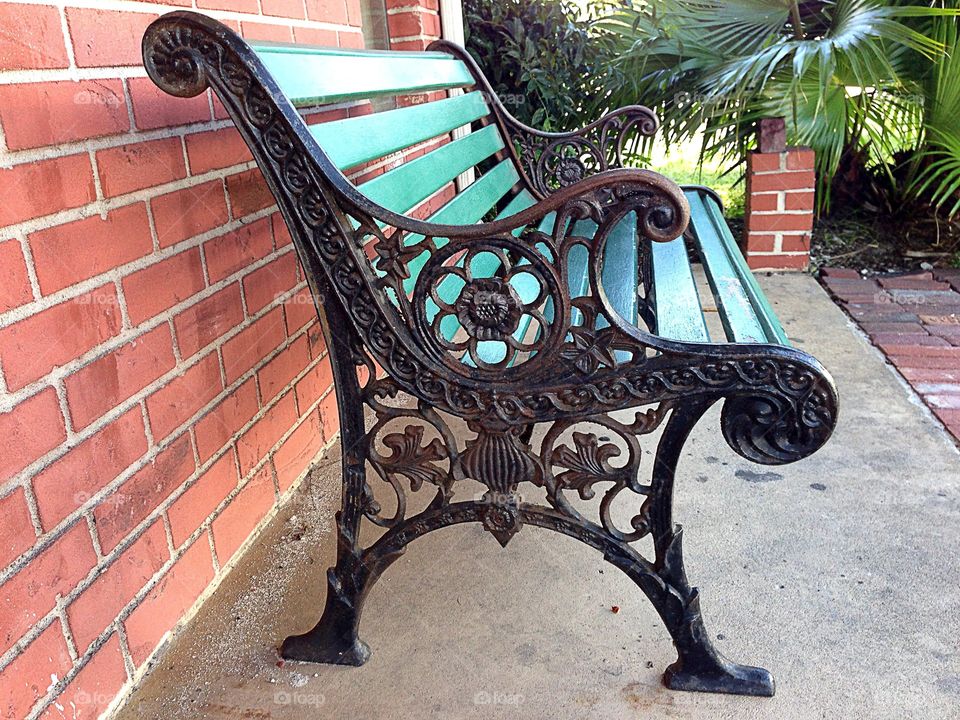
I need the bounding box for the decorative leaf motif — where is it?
[551,431,626,499]
[377,426,448,491]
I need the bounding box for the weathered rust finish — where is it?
[143,11,838,698]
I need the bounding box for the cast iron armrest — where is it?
[427,40,659,199]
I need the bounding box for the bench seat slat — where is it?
[252,43,474,105]
[310,91,491,170]
[650,237,709,342]
[698,192,789,345]
[360,124,504,216]
[686,190,769,344]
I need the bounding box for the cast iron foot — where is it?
[663,658,775,697]
[280,630,370,666]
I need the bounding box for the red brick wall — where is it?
[0,2,425,719]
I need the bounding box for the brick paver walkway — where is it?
[820,267,960,444]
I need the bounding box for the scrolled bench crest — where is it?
[143,11,838,698]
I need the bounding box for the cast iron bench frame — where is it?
[143,11,839,698]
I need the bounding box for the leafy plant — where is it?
[462,0,620,131]
[597,0,960,213]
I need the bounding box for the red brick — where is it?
[899,367,960,383]
[39,634,127,719]
[146,352,223,440]
[747,212,813,233]
[0,154,96,228]
[744,232,775,253]
[123,247,206,325]
[786,148,816,170]
[319,386,339,438]
[29,204,153,295]
[294,26,338,45]
[67,7,156,67]
[0,388,66,482]
[173,283,244,358]
[97,137,187,198]
[747,152,782,172]
[308,0,349,23]
[878,277,951,292]
[0,623,72,720]
[346,0,363,24]
[748,171,815,193]
[222,306,286,383]
[184,127,252,175]
[226,168,275,219]
[888,355,960,369]
[0,80,128,150]
[67,522,167,652]
[168,452,238,547]
[94,434,195,552]
[212,465,275,562]
[295,358,333,412]
[746,253,809,271]
[0,522,97,655]
[785,191,815,211]
[0,240,32,313]
[932,407,960,430]
[64,325,175,430]
[262,0,306,18]
[240,21,293,42]
[197,0,258,11]
[151,180,229,249]
[284,288,316,333]
[128,77,211,131]
[780,233,811,253]
[236,391,297,473]
[861,322,928,336]
[204,218,273,284]
[258,335,309,403]
[929,325,960,345]
[194,378,258,461]
[33,408,147,530]
[274,410,323,491]
[271,213,292,248]
[389,9,441,37]
[243,251,299,314]
[0,488,35,569]
[873,334,948,348]
[747,193,779,212]
[124,536,213,666]
[306,322,326,358]
[0,3,68,70]
[0,284,123,391]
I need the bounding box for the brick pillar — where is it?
[744,118,816,271]
[386,0,442,51]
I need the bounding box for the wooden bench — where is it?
[143,11,839,698]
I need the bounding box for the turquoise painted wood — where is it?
[698,192,789,345]
[650,237,709,342]
[309,91,491,170]
[251,42,475,105]
[686,191,769,343]
[360,124,504,215]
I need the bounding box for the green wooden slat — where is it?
[310,92,491,170]
[252,43,475,105]
[406,158,520,297]
[360,124,504,215]
[651,237,710,342]
[686,190,770,344]
[699,192,789,345]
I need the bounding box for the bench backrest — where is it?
[251,42,534,242]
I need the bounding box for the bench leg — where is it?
[646,401,775,697]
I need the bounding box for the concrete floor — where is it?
[114,274,960,720]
